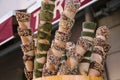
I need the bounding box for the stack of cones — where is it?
[16,0,111,80]
[16,11,35,80]
[34,0,56,78]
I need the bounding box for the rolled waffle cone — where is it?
[79,51,92,75]
[63,21,97,75]
[16,11,33,44]
[57,41,80,75]
[42,0,80,76]
[64,0,80,19]
[88,26,111,77]
[33,0,56,78]
[78,22,97,75]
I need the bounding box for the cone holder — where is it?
[35,75,103,80]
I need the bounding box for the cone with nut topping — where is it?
[88,26,111,77]
[42,0,80,76]
[16,11,35,80]
[33,0,56,78]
